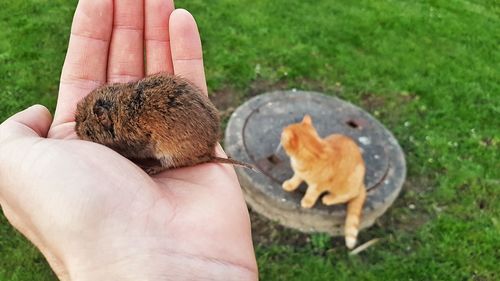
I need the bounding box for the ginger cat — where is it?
[281,115,366,249]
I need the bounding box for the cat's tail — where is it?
[344,185,366,249]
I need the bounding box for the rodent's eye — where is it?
[94,106,106,118]
[94,99,113,116]
[93,100,113,129]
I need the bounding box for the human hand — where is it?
[0,1,257,280]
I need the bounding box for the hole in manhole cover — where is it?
[346,120,361,129]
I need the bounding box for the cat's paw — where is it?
[301,197,315,208]
[321,194,336,205]
[282,180,297,191]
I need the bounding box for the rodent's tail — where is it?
[211,156,261,173]
[344,185,366,249]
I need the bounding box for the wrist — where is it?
[68,253,257,281]
[64,241,257,281]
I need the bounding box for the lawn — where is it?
[0,0,499,280]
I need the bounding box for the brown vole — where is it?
[75,73,252,174]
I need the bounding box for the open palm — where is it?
[0,1,256,280]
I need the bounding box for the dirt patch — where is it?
[247,79,290,98]
[212,79,298,120]
[361,91,419,112]
[361,92,388,112]
[211,87,242,120]
[247,78,342,98]
[214,78,344,113]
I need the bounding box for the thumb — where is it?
[0,105,53,140]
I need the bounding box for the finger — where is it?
[145,0,175,75]
[0,105,52,140]
[107,0,145,83]
[170,9,208,95]
[53,0,113,127]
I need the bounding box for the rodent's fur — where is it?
[75,73,250,174]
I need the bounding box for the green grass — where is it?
[1,0,499,280]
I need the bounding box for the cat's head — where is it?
[281,115,320,154]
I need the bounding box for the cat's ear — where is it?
[289,130,299,149]
[302,114,313,125]
[282,129,299,150]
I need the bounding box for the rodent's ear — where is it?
[302,114,313,125]
[93,100,113,129]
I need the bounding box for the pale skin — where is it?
[0,0,257,280]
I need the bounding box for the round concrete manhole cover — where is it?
[225,91,406,235]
